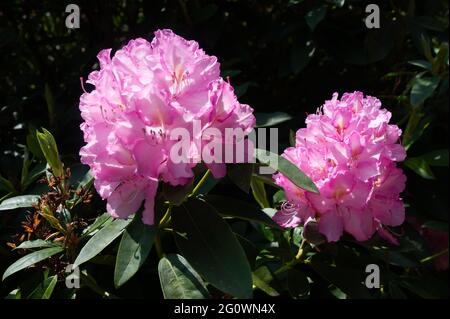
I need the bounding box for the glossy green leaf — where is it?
[400,276,449,298]
[0,195,40,211]
[76,169,94,190]
[255,112,293,127]
[81,213,113,237]
[162,180,194,205]
[28,275,57,299]
[309,257,372,298]
[36,128,63,177]
[305,6,327,31]
[410,75,440,107]
[23,163,46,189]
[250,177,270,208]
[74,218,132,267]
[408,60,432,71]
[404,157,435,179]
[252,266,279,297]
[26,129,44,159]
[272,190,286,205]
[235,234,258,270]
[421,149,449,167]
[255,149,319,193]
[290,39,315,74]
[203,194,280,228]
[0,174,15,193]
[15,239,61,250]
[158,254,209,299]
[2,246,64,280]
[114,215,156,288]
[5,288,21,299]
[172,198,252,298]
[227,163,253,193]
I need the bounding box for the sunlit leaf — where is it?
[2,247,63,281]
[158,254,209,299]
[74,218,132,267]
[0,195,40,211]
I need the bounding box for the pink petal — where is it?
[318,210,344,242]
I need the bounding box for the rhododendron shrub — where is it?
[273,92,407,243]
[79,29,255,225]
[2,1,448,301]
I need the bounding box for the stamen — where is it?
[80,77,88,94]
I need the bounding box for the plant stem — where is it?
[159,205,173,228]
[189,169,211,197]
[420,248,449,264]
[155,205,174,259]
[274,239,308,275]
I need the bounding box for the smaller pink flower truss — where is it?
[273,92,406,244]
[79,29,255,225]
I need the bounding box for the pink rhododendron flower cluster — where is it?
[79,29,255,225]
[273,92,406,243]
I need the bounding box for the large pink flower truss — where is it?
[273,92,406,244]
[79,29,255,225]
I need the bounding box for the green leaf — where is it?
[0,195,40,211]
[20,148,31,188]
[172,198,253,298]
[23,163,46,189]
[408,60,432,71]
[2,246,64,281]
[388,282,407,299]
[203,194,280,228]
[194,171,220,195]
[76,169,94,190]
[290,39,315,74]
[158,254,209,299]
[305,6,327,31]
[250,177,270,208]
[5,288,21,299]
[421,149,449,167]
[382,251,419,268]
[80,269,117,298]
[255,112,293,127]
[255,149,319,193]
[309,257,372,298]
[252,266,279,297]
[235,234,258,270]
[36,128,63,177]
[422,220,449,232]
[162,180,194,205]
[410,75,440,107]
[26,129,44,159]
[15,239,61,250]
[400,275,449,298]
[74,218,132,267]
[28,275,58,299]
[272,190,286,205]
[403,114,431,151]
[81,213,113,237]
[287,269,310,297]
[292,227,303,247]
[114,215,156,288]
[404,157,435,179]
[327,0,345,7]
[0,174,15,193]
[227,163,253,193]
